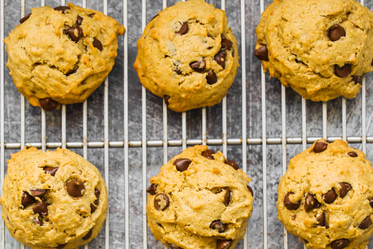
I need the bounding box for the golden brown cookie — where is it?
[134,0,239,112]
[146,145,253,249]
[0,147,108,249]
[4,3,125,110]
[277,139,373,249]
[255,0,373,101]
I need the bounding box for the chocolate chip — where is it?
[66,180,85,197]
[39,98,59,111]
[30,189,47,198]
[335,64,351,78]
[151,14,159,21]
[206,71,217,84]
[329,24,346,41]
[305,193,321,212]
[44,167,58,176]
[93,38,103,51]
[65,26,83,42]
[359,216,371,229]
[154,193,169,211]
[20,13,31,23]
[247,186,254,197]
[370,199,373,208]
[33,200,48,216]
[284,192,300,210]
[254,45,269,61]
[352,76,362,85]
[339,182,352,198]
[215,51,227,69]
[223,189,231,206]
[217,240,232,249]
[146,184,157,195]
[32,218,43,226]
[82,229,93,240]
[176,22,188,35]
[348,151,358,157]
[164,95,170,106]
[56,244,66,249]
[331,239,350,249]
[316,211,326,227]
[22,192,36,208]
[168,244,182,249]
[66,68,77,76]
[371,60,373,67]
[88,13,95,18]
[314,141,328,153]
[173,158,192,172]
[221,38,233,50]
[202,150,215,159]
[54,6,70,13]
[323,189,337,204]
[210,220,227,233]
[190,60,206,73]
[225,160,239,170]
[76,15,83,26]
[91,189,100,213]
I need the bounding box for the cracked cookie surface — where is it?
[4,3,125,110]
[277,140,373,249]
[255,0,373,101]
[134,0,239,112]
[0,147,108,249]
[146,145,253,249]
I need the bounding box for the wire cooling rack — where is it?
[1,0,373,248]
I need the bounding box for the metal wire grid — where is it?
[0,0,372,248]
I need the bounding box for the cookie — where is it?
[255,0,373,101]
[4,3,125,111]
[146,145,253,249]
[0,147,108,249]
[277,139,373,249]
[134,0,239,112]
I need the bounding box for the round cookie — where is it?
[146,145,253,249]
[255,0,373,101]
[134,0,239,112]
[277,139,373,249]
[0,147,108,249]
[4,3,125,110]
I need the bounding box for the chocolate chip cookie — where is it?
[0,147,108,249]
[134,0,239,112]
[255,0,373,101]
[277,140,373,249]
[4,3,125,111]
[146,145,253,249]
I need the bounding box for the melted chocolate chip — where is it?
[56,244,67,249]
[91,189,100,213]
[331,239,350,249]
[22,192,36,208]
[210,220,227,233]
[254,45,269,61]
[359,216,371,229]
[247,186,254,197]
[217,240,232,249]
[66,180,85,197]
[335,64,351,78]
[215,51,227,69]
[202,150,215,159]
[82,229,93,240]
[223,189,231,206]
[164,95,170,106]
[146,184,157,195]
[44,167,58,176]
[54,6,70,13]
[20,13,31,24]
[339,182,352,198]
[176,22,188,35]
[348,151,358,157]
[370,199,373,208]
[316,211,326,227]
[352,76,362,85]
[33,200,48,216]
[173,158,192,172]
[225,160,239,170]
[323,189,337,204]
[39,98,59,111]
[154,193,169,211]
[93,38,103,51]
[30,189,47,198]
[314,141,328,153]
[168,244,182,249]
[284,192,300,210]
[221,38,233,50]
[206,71,217,84]
[329,24,346,41]
[65,26,83,42]
[305,193,321,212]
[33,218,43,226]
[190,60,206,73]
[89,13,95,18]
[76,15,83,26]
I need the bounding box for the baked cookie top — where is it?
[277,140,373,249]
[0,147,108,249]
[255,0,373,101]
[134,0,239,112]
[4,3,125,110]
[146,145,253,249]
